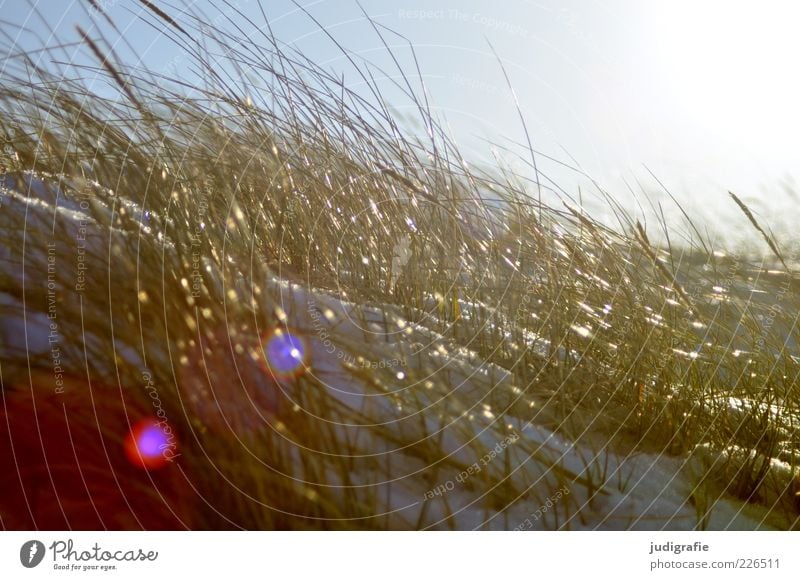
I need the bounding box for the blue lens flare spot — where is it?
[124,418,177,470]
[262,328,308,378]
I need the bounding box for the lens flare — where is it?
[124,418,177,470]
[261,328,308,378]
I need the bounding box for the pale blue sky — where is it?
[4,0,799,248]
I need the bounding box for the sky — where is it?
[4,0,800,249]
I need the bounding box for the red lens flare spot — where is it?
[124,418,177,470]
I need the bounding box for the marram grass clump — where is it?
[0,2,799,530]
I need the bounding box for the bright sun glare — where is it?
[655,1,800,159]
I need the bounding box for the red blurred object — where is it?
[0,371,194,529]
